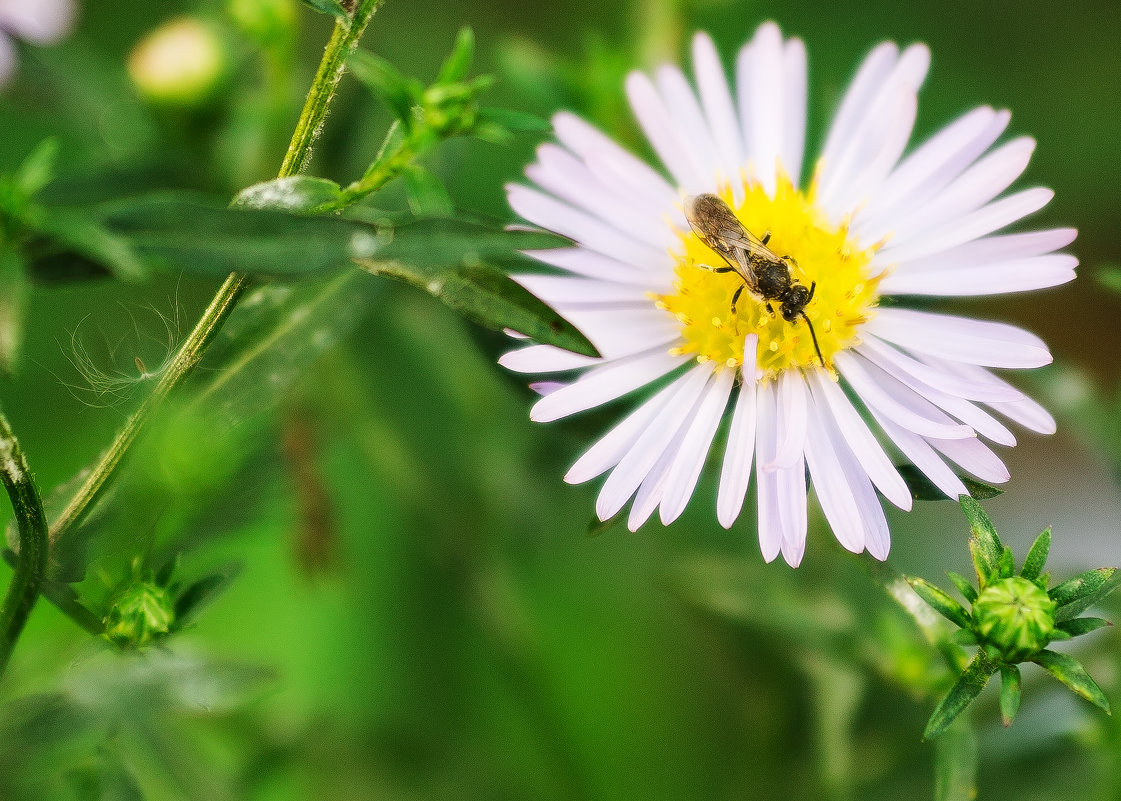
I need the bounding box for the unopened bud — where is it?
[128,18,227,107]
[972,576,1056,662]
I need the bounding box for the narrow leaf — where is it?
[348,50,419,129]
[1057,617,1111,637]
[437,27,475,83]
[950,629,978,645]
[0,248,28,372]
[961,495,1002,587]
[31,208,148,280]
[1020,527,1051,581]
[401,167,453,217]
[172,564,242,630]
[934,716,978,801]
[946,571,978,604]
[475,107,551,134]
[907,576,971,628]
[15,138,60,197]
[1032,649,1111,713]
[1051,568,1121,622]
[999,664,1022,726]
[924,652,998,740]
[300,0,349,20]
[368,216,570,267]
[232,176,344,213]
[998,546,1015,580]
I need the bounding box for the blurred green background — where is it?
[1,1,1120,799]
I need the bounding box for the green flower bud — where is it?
[104,581,175,648]
[972,576,1056,662]
[227,0,297,50]
[128,18,228,107]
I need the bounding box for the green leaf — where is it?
[92,192,379,278]
[950,629,978,645]
[362,258,597,357]
[998,546,1015,580]
[587,509,625,537]
[1050,567,1121,622]
[898,467,1005,502]
[961,496,1002,587]
[475,106,551,134]
[31,208,148,281]
[999,664,1022,726]
[1020,527,1051,582]
[1057,616,1111,637]
[401,167,453,217]
[300,0,349,19]
[933,715,977,801]
[349,50,419,129]
[1031,649,1111,713]
[946,571,978,604]
[367,215,570,266]
[437,27,475,83]
[0,248,28,372]
[15,137,60,197]
[171,564,242,630]
[924,651,998,740]
[907,576,971,628]
[232,175,344,212]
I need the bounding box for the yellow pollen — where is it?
[656,173,885,380]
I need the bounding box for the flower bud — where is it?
[104,581,174,648]
[972,576,1056,662]
[128,18,228,107]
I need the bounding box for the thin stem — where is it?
[0,412,49,675]
[49,0,386,547]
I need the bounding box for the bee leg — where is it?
[760,231,772,246]
[765,302,775,317]
[782,255,801,271]
[806,281,816,302]
[698,262,736,274]
[730,285,745,316]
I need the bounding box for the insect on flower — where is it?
[685,193,823,366]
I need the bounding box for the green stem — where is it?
[0,413,49,676]
[49,0,385,547]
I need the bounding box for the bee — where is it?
[684,193,824,367]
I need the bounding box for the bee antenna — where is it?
[800,311,825,368]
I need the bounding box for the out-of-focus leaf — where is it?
[1050,567,1121,622]
[0,248,28,372]
[401,167,453,217]
[1031,649,1111,712]
[15,138,60,197]
[475,106,551,133]
[897,466,1002,502]
[299,0,349,19]
[232,175,344,212]
[32,209,148,281]
[92,192,379,278]
[999,664,1022,726]
[362,258,597,357]
[348,50,418,128]
[66,752,145,801]
[907,577,971,628]
[924,651,997,740]
[437,27,474,83]
[1056,617,1111,637]
[171,563,242,629]
[933,715,977,801]
[1021,527,1051,582]
[371,216,569,267]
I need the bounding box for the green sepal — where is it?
[950,629,978,646]
[1057,617,1112,637]
[400,167,453,217]
[946,571,978,604]
[1031,649,1111,713]
[348,50,421,130]
[233,176,345,213]
[998,546,1015,580]
[907,576,971,628]
[14,138,60,198]
[1020,527,1051,581]
[961,496,1002,587]
[1050,567,1121,622]
[896,466,1002,502]
[924,651,999,740]
[171,564,242,630]
[999,664,1022,727]
[300,0,349,20]
[437,27,474,84]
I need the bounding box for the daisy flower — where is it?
[0,0,76,87]
[500,22,1075,566]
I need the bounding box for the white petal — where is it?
[530,348,688,422]
[596,364,713,519]
[818,41,900,175]
[565,382,677,484]
[865,307,1052,369]
[754,381,782,562]
[775,448,808,566]
[508,184,669,269]
[873,413,969,500]
[629,421,690,531]
[781,38,807,186]
[768,369,808,468]
[512,273,654,308]
[834,351,974,439]
[858,336,1023,402]
[874,187,1054,265]
[717,336,759,528]
[551,111,678,204]
[499,344,600,373]
[987,395,1057,435]
[736,22,785,195]
[692,32,745,179]
[802,398,864,553]
[929,436,1010,485]
[879,253,1077,296]
[659,367,735,524]
[895,227,1077,272]
[522,247,665,286]
[656,64,721,181]
[556,307,679,358]
[0,0,75,43]
[625,71,708,192]
[0,33,14,87]
[809,371,912,510]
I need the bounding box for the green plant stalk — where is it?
[49,0,385,547]
[0,412,49,675]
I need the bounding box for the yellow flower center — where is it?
[656,174,885,379]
